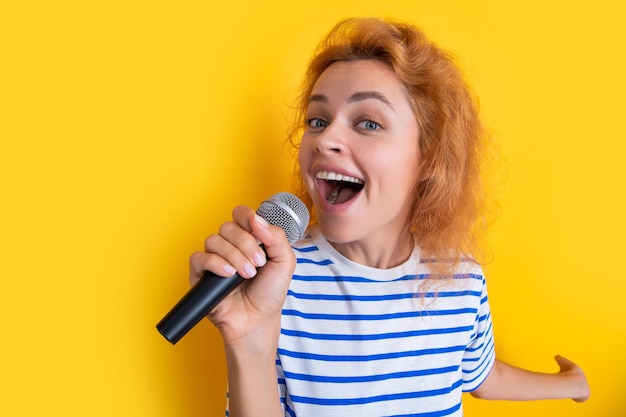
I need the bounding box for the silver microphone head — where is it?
[256,192,310,244]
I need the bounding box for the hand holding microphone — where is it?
[157,192,309,344]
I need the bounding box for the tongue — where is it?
[327,184,358,204]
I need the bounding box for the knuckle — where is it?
[218,221,237,236]
[189,251,206,265]
[204,232,222,250]
[189,251,212,271]
[232,205,250,218]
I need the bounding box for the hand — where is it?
[189,205,296,348]
[472,356,590,402]
[554,355,590,402]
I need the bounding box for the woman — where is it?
[190,17,589,417]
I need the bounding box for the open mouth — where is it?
[316,171,364,205]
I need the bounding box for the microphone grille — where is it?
[257,192,310,244]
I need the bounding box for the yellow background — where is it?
[1,1,624,416]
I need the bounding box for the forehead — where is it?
[311,60,411,103]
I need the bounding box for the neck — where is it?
[329,227,414,269]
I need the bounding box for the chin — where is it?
[317,218,361,245]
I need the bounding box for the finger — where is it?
[231,205,258,234]
[189,251,238,286]
[554,354,568,371]
[554,354,575,372]
[554,355,573,368]
[221,220,268,268]
[220,208,268,261]
[203,230,262,279]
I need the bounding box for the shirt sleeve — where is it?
[461,275,496,392]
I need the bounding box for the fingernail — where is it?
[253,251,266,267]
[223,264,237,275]
[243,262,257,278]
[255,214,269,228]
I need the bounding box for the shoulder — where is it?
[418,253,486,287]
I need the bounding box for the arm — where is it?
[471,355,590,402]
[190,206,295,417]
[224,328,284,417]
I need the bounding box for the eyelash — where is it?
[305,117,383,131]
[306,118,328,129]
[356,118,382,131]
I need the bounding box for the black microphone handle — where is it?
[156,270,246,344]
[156,192,309,345]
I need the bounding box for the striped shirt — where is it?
[276,229,495,417]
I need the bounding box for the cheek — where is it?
[368,141,419,174]
[297,141,309,171]
[297,140,315,185]
[383,146,423,187]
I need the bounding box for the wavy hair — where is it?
[288,17,496,273]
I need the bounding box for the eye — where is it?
[307,118,328,129]
[356,119,382,131]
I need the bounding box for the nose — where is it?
[314,122,347,155]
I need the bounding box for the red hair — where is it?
[288,17,496,272]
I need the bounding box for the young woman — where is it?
[190,17,589,417]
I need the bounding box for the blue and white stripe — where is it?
[276,229,495,417]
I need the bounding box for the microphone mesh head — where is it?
[256,192,310,244]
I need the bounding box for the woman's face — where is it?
[298,59,424,265]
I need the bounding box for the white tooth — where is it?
[316,170,363,184]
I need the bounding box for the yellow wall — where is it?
[2,1,624,416]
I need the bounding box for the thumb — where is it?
[555,354,571,371]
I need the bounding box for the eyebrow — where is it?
[308,91,395,111]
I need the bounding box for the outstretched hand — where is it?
[472,355,590,402]
[554,355,590,402]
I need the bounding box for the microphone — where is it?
[156,192,310,345]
